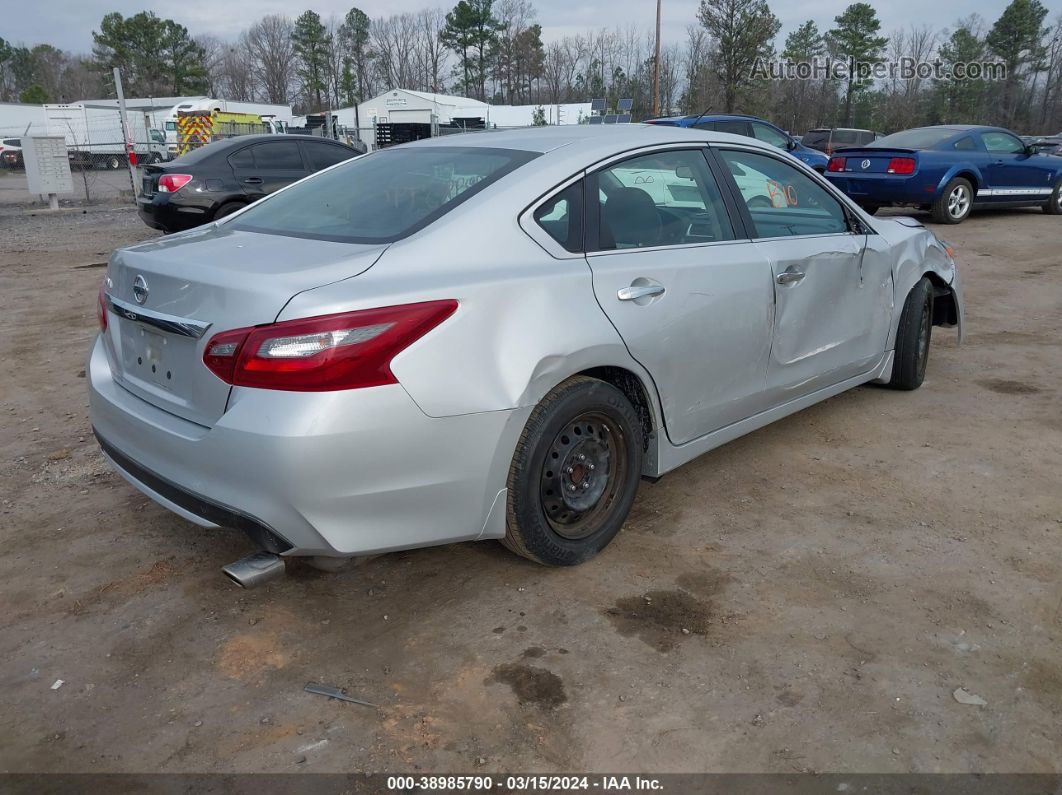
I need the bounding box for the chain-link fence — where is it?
[0,105,365,208]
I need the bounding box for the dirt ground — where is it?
[0,204,1059,775]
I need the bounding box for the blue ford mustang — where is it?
[644,113,830,172]
[825,124,1062,224]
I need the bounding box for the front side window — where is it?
[719,149,848,238]
[534,180,583,253]
[981,131,1024,154]
[752,122,789,149]
[593,149,733,250]
[229,146,538,243]
[305,142,354,171]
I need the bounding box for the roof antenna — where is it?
[689,106,713,127]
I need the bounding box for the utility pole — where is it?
[652,0,662,117]
[113,67,139,200]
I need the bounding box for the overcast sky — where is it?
[9,0,1013,55]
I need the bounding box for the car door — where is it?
[585,146,776,444]
[713,147,892,401]
[229,140,309,199]
[979,130,1054,202]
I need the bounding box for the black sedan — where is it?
[137,135,359,233]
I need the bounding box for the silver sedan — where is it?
[89,125,963,585]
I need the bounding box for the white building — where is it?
[335,89,592,150]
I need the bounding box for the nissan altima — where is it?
[89,125,963,586]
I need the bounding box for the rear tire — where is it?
[886,277,933,390]
[931,177,972,224]
[503,376,643,566]
[213,201,245,221]
[1043,179,1062,215]
[106,155,122,170]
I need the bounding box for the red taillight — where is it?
[827,157,846,172]
[203,300,458,391]
[97,284,108,333]
[158,173,193,192]
[886,157,916,175]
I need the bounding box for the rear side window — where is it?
[593,149,734,250]
[229,146,538,243]
[305,142,354,171]
[709,120,751,137]
[802,130,829,148]
[228,147,254,169]
[534,181,583,253]
[952,137,977,151]
[252,141,305,169]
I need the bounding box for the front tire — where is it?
[1043,179,1062,215]
[504,376,643,566]
[931,177,973,224]
[886,278,933,390]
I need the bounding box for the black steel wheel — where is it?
[539,411,629,540]
[504,376,643,565]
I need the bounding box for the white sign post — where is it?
[23,135,73,210]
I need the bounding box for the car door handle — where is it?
[242,177,263,184]
[776,269,806,285]
[617,284,665,301]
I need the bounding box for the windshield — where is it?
[870,128,960,149]
[229,146,538,243]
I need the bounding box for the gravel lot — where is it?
[0,205,1059,774]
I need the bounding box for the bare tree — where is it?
[246,15,295,104]
[372,13,420,92]
[416,8,449,93]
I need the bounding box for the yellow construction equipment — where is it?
[176,110,274,155]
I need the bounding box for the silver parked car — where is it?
[89,125,963,585]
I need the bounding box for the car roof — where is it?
[395,123,777,159]
[210,134,354,149]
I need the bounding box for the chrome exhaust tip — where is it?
[222,551,286,588]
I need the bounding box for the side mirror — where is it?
[1024,145,1037,156]
[787,138,798,151]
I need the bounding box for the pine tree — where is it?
[827,3,888,126]
[292,10,332,111]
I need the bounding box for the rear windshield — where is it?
[228,146,538,243]
[870,128,960,149]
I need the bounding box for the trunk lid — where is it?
[103,225,387,427]
[830,147,919,174]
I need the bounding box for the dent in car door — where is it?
[583,147,775,445]
[714,148,892,400]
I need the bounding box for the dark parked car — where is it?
[802,128,883,154]
[1,138,23,169]
[1028,136,1062,156]
[137,135,359,232]
[644,113,829,171]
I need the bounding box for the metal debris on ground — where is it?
[50,679,64,690]
[303,682,378,708]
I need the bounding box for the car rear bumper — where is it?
[88,335,524,557]
[826,174,936,205]
[137,195,210,232]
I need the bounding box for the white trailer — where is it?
[0,103,167,168]
[43,104,167,168]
